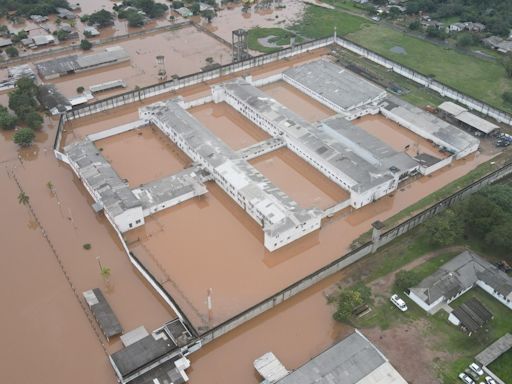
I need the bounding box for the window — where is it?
[136,219,141,224]
[129,223,133,228]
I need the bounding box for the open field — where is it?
[247,27,303,53]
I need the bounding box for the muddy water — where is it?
[125,142,490,331]
[250,148,349,209]
[188,269,353,384]
[96,126,190,187]
[190,102,270,150]
[51,26,232,99]
[261,81,336,123]
[0,125,173,382]
[353,114,449,159]
[206,1,305,42]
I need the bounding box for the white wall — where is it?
[114,206,144,232]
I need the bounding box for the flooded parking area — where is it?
[353,114,449,159]
[250,148,349,210]
[261,81,336,123]
[189,102,270,150]
[96,126,190,187]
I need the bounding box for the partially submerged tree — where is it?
[13,127,35,147]
[17,191,29,205]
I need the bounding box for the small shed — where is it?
[83,288,123,340]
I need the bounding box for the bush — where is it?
[5,46,18,57]
[456,33,476,48]
[25,110,43,130]
[76,86,85,93]
[394,270,421,292]
[80,39,92,50]
[0,107,17,130]
[13,127,35,147]
[126,12,145,27]
[83,243,92,250]
[408,20,421,31]
[502,91,512,104]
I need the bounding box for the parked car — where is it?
[485,376,497,384]
[459,373,475,384]
[466,369,480,380]
[469,363,484,376]
[390,294,408,311]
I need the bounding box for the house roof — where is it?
[410,251,512,305]
[451,298,493,333]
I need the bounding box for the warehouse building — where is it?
[36,46,129,79]
[283,59,386,117]
[381,96,480,159]
[438,101,498,135]
[213,79,415,208]
[140,99,323,251]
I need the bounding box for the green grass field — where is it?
[290,5,512,112]
[488,349,512,382]
[247,27,303,53]
[291,5,370,39]
[347,25,512,112]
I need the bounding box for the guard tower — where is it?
[232,29,250,62]
[156,55,167,81]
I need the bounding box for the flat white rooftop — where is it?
[438,101,498,134]
[283,59,386,112]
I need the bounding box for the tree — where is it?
[485,220,512,251]
[56,29,70,41]
[25,110,43,130]
[502,91,512,105]
[456,33,475,48]
[201,9,215,23]
[0,109,17,130]
[80,39,92,50]
[502,54,512,78]
[86,9,114,27]
[13,127,35,146]
[424,209,463,246]
[189,2,200,15]
[426,26,447,40]
[408,20,421,31]
[333,288,364,322]
[47,181,54,193]
[172,1,184,9]
[76,86,85,93]
[100,266,111,281]
[17,191,29,205]
[394,270,421,292]
[128,12,145,27]
[5,46,18,57]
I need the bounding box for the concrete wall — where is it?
[249,73,283,87]
[200,159,512,344]
[65,37,334,120]
[420,156,453,176]
[477,281,512,310]
[335,36,512,126]
[87,120,148,142]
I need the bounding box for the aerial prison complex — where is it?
[61,59,480,251]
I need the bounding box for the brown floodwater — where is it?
[125,144,490,330]
[353,114,449,159]
[187,268,353,384]
[96,126,190,187]
[190,102,270,150]
[250,148,349,209]
[51,26,233,99]
[261,81,336,123]
[0,118,174,383]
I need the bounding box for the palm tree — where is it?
[18,191,29,205]
[100,266,111,281]
[47,181,54,193]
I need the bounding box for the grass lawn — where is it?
[435,288,512,382]
[347,25,512,112]
[488,349,512,382]
[247,27,303,53]
[291,5,370,39]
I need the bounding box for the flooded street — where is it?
[261,81,336,122]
